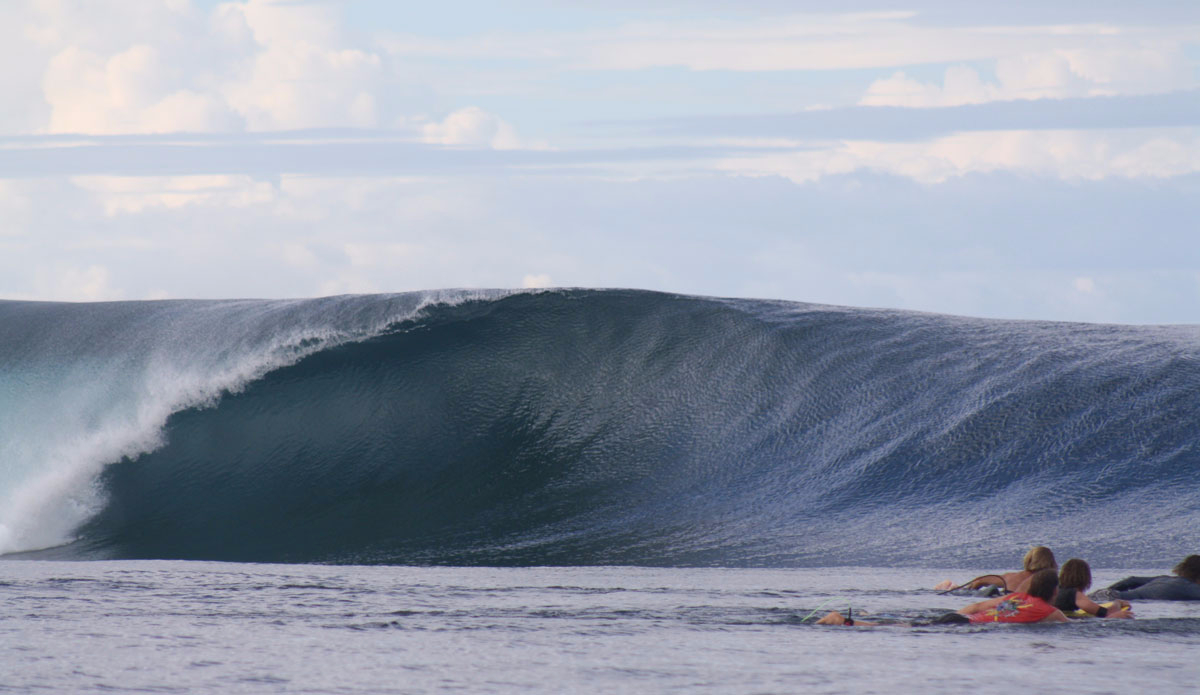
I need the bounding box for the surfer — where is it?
[1053,559,1133,618]
[932,545,1057,594]
[819,568,1070,626]
[1090,555,1200,602]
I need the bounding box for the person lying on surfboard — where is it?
[932,545,1057,594]
[1090,554,1200,602]
[819,568,1072,626]
[1054,558,1133,618]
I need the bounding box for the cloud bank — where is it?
[1,0,1197,323]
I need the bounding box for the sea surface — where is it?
[4,562,1200,694]
[1,289,1198,692]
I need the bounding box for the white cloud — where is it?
[344,242,416,267]
[21,0,391,134]
[317,275,378,296]
[220,0,386,130]
[0,182,31,235]
[1,168,1196,323]
[41,44,243,133]
[861,46,1195,107]
[715,128,1200,183]
[837,269,1138,323]
[381,12,1200,89]
[421,107,524,150]
[70,175,276,215]
[223,24,385,130]
[861,65,1004,107]
[522,274,553,289]
[0,4,51,132]
[32,264,124,302]
[281,242,319,269]
[5,1,1196,142]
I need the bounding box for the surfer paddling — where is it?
[1090,554,1200,602]
[1054,559,1133,618]
[819,568,1072,626]
[933,545,1057,594]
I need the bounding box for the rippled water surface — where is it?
[3,562,1199,694]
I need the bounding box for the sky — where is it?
[1,0,1199,323]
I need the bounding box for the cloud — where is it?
[715,128,1200,183]
[41,44,243,133]
[281,243,319,269]
[343,241,423,268]
[861,66,1004,108]
[1,0,1196,326]
[377,9,1200,91]
[2,168,1197,321]
[17,0,392,134]
[27,264,125,302]
[69,175,276,215]
[3,123,1197,187]
[646,90,1200,141]
[421,107,523,149]
[862,48,1195,107]
[7,0,1198,146]
[223,0,386,130]
[0,134,759,178]
[522,274,553,288]
[836,269,1147,324]
[0,5,51,132]
[0,181,31,235]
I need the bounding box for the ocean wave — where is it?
[3,289,1198,566]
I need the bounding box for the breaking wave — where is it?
[2,289,1197,566]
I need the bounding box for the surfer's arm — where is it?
[965,576,1005,590]
[1075,592,1133,618]
[1039,609,1070,623]
[957,595,1005,615]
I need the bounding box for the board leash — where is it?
[800,596,837,623]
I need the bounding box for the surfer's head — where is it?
[1058,558,1092,591]
[1023,546,1057,572]
[1026,568,1059,601]
[1173,555,1200,582]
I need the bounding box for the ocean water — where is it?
[4,562,1199,694]
[2,289,1199,692]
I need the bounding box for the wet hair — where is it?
[1058,558,1092,591]
[1173,555,1200,582]
[1023,546,1058,572]
[1026,568,1059,602]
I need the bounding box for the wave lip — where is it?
[4,289,1199,566]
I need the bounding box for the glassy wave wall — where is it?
[1,289,1196,566]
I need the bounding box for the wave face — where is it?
[2,289,1198,567]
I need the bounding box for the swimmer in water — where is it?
[933,545,1057,594]
[820,568,1071,626]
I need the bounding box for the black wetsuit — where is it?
[1090,575,1200,601]
[1053,588,1081,613]
[1053,588,1110,616]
